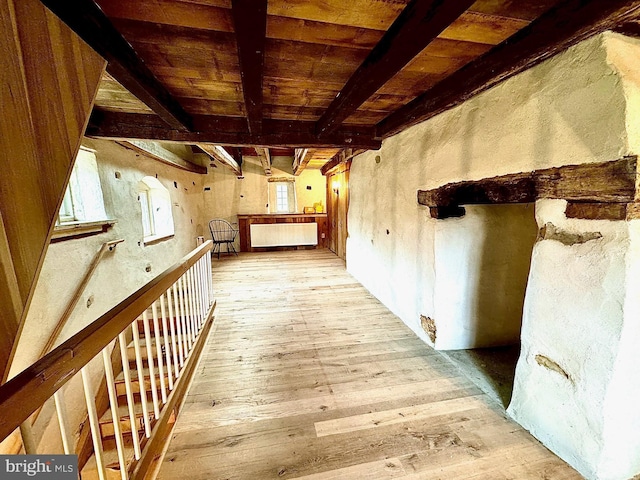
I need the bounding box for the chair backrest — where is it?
[209,219,238,242]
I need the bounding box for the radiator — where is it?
[250,223,318,247]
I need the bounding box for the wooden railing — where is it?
[0,240,215,479]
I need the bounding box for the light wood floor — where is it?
[158,249,581,480]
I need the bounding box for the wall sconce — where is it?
[332,180,340,194]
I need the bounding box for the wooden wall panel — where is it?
[326,163,351,261]
[0,0,105,382]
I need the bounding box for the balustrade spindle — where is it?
[142,311,160,418]
[81,367,107,480]
[118,331,141,459]
[160,294,174,390]
[151,302,168,404]
[53,389,72,455]
[102,348,127,480]
[131,321,151,438]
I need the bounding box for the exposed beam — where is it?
[614,21,640,37]
[197,143,242,176]
[39,0,193,131]
[292,149,309,176]
[321,149,366,176]
[377,0,640,138]
[120,140,207,174]
[418,156,638,219]
[231,0,267,135]
[86,111,382,149]
[314,0,475,136]
[256,148,272,176]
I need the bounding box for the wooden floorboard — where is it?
[158,249,581,480]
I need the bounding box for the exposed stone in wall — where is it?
[535,354,572,383]
[420,315,436,344]
[538,222,602,245]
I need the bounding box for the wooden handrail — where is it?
[0,240,213,442]
[40,239,125,357]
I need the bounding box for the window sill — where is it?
[143,233,175,246]
[52,220,117,242]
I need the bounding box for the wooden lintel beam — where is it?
[321,149,366,176]
[315,0,475,136]
[378,0,640,138]
[197,143,242,176]
[120,140,207,174]
[256,147,272,176]
[293,148,310,176]
[418,157,638,219]
[231,0,267,135]
[87,111,382,149]
[40,0,193,131]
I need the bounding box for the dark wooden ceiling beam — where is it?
[39,0,193,131]
[231,0,267,135]
[198,144,243,176]
[86,111,382,149]
[418,156,638,219]
[314,0,476,137]
[256,148,272,176]
[377,0,640,138]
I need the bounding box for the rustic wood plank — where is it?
[198,144,242,176]
[378,0,640,137]
[256,147,272,176]
[157,249,579,480]
[41,0,193,131]
[120,140,208,174]
[418,157,638,218]
[565,202,629,220]
[231,0,267,135]
[0,0,105,383]
[315,0,476,136]
[87,111,382,149]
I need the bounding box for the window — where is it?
[139,176,174,243]
[276,184,289,212]
[54,147,113,239]
[268,179,297,213]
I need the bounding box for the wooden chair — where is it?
[208,219,239,258]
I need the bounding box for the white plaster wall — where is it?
[10,138,206,378]
[507,199,629,479]
[201,156,326,248]
[598,219,640,480]
[348,34,631,350]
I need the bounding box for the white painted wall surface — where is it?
[10,138,206,378]
[508,199,639,480]
[201,155,326,249]
[349,34,631,350]
[347,33,640,479]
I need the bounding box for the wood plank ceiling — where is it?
[41,0,640,172]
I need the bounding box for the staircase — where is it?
[0,241,215,480]
[80,307,184,479]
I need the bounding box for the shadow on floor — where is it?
[439,344,520,408]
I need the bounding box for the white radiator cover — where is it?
[250,223,317,247]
